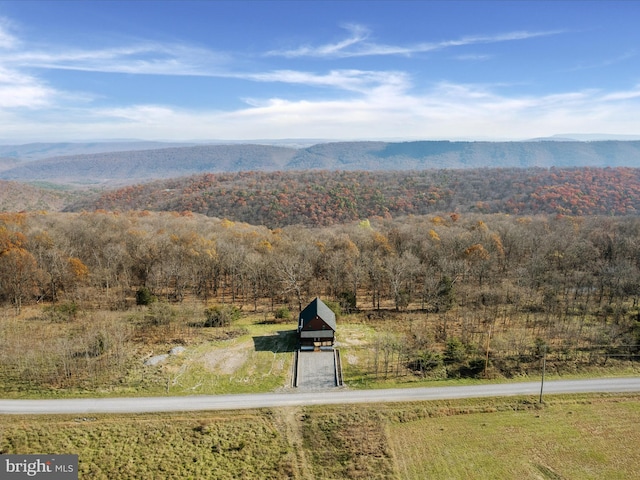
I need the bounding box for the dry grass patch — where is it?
[300,405,397,479]
[201,339,252,374]
[0,411,295,479]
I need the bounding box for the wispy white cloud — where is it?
[3,43,227,76]
[455,53,493,61]
[0,64,57,109]
[567,50,637,72]
[267,24,563,58]
[0,14,227,78]
[243,69,410,94]
[0,15,230,120]
[269,23,371,59]
[0,19,19,50]
[600,85,640,101]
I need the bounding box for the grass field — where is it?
[2,394,639,479]
[0,410,294,479]
[387,397,640,479]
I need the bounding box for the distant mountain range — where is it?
[1,140,640,187]
[0,141,196,161]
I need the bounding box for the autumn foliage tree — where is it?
[0,223,43,313]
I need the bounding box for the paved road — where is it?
[1,377,639,415]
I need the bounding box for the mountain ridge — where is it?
[2,140,640,186]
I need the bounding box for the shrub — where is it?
[534,337,548,357]
[145,302,175,326]
[323,300,342,319]
[274,307,291,321]
[435,275,455,312]
[458,357,487,378]
[338,291,357,313]
[43,302,79,322]
[87,331,109,357]
[408,350,443,376]
[444,337,467,364]
[136,287,156,306]
[204,305,241,327]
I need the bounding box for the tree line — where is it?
[2,210,640,313]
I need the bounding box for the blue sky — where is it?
[0,1,638,142]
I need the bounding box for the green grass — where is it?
[3,394,638,479]
[387,396,640,479]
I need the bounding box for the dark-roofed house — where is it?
[298,297,336,349]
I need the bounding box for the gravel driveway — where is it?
[297,350,336,389]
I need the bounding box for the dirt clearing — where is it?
[201,340,253,375]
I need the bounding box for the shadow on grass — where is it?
[252,330,297,353]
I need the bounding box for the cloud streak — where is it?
[243,69,410,94]
[267,24,563,58]
[567,50,637,72]
[0,17,227,78]
[3,43,226,76]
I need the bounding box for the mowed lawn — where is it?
[388,398,640,479]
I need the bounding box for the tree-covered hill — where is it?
[0,180,81,212]
[0,144,298,185]
[2,140,640,186]
[66,167,640,227]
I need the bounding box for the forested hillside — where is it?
[0,180,81,212]
[0,157,19,171]
[2,140,640,185]
[68,167,640,227]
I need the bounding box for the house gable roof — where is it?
[298,297,337,331]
